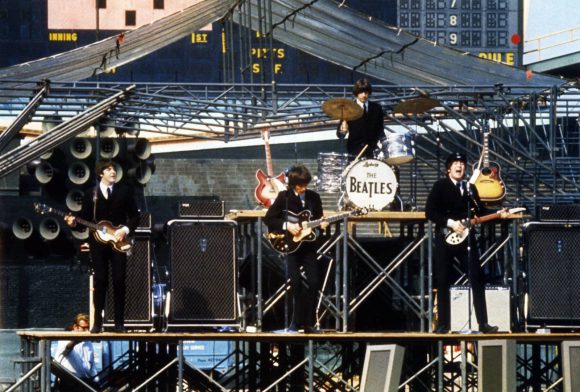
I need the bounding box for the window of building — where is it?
[154,0,165,10]
[97,0,107,9]
[126,10,136,26]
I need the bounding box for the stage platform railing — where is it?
[13,330,580,392]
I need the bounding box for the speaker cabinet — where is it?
[360,344,405,392]
[562,340,580,392]
[477,340,516,392]
[104,238,153,328]
[524,222,580,327]
[450,285,511,332]
[167,219,238,328]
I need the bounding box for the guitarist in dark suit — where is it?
[65,159,139,333]
[425,152,507,334]
[264,164,329,332]
[337,78,385,159]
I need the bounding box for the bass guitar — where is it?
[267,208,367,254]
[445,207,525,245]
[471,128,506,203]
[34,202,132,253]
[255,128,286,207]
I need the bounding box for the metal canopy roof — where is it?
[0,0,565,88]
[237,0,563,87]
[0,0,237,88]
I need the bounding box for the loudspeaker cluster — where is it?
[12,127,154,245]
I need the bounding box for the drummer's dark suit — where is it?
[264,188,324,330]
[425,176,492,331]
[337,100,385,159]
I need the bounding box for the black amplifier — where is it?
[178,198,225,219]
[537,204,580,222]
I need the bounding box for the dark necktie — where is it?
[107,187,112,199]
[456,181,463,195]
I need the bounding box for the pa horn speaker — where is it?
[71,225,89,240]
[66,189,85,212]
[96,120,116,137]
[67,161,90,185]
[69,138,93,160]
[12,217,34,240]
[100,138,120,159]
[30,161,55,184]
[128,138,151,160]
[128,164,153,185]
[39,217,61,241]
[41,115,62,133]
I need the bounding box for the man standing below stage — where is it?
[65,159,139,333]
[54,313,98,388]
[337,78,385,159]
[264,164,329,332]
[425,152,507,334]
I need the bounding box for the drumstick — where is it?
[355,145,368,161]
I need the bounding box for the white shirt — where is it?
[55,340,97,380]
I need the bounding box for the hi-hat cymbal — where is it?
[322,98,364,121]
[393,97,439,114]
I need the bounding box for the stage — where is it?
[14,329,580,391]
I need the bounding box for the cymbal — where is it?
[322,98,364,121]
[393,97,439,114]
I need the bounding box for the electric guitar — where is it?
[255,128,286,207]
[471,129,506,202]
[445,207,525,245]
[267,208,367,254]
[34,202,132,253]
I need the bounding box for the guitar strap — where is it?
[92,187,98,223]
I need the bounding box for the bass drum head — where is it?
[342,159,397,211]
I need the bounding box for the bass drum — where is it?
[341,159,397,211]
[376,132,414,165]
[316,152,352,192]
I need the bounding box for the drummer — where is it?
[337,78,385,160]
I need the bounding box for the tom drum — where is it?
[376,132,414,165]
[316,152,352,192]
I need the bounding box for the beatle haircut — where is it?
[95,159,116,177]
[287,164,312,187]
[352,78,373,96]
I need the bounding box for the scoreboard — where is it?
[398,0,520,66]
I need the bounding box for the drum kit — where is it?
[319,98,418,211]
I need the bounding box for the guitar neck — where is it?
[45,207,100,231]
[483,132,490,167]
[305,211,352,229]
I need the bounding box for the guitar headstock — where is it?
[34,202,51,215]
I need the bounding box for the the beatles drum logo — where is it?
[343,159,397,211]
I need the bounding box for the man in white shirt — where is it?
[54,313,98,387]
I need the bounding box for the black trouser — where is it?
[434,233,488,329]
[90,240,127,327]
[286,246,322,328]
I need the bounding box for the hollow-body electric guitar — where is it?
[444,207,525,245]
[267,208,366,254]
[255,129,286,207]
[471,129,506,202]
[34,202,132,253]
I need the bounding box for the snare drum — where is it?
[376,132,414,165]
[342,159,397,211]
[316,152,352,192]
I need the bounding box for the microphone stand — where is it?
[283,179,292,331]
[463,181,481,334]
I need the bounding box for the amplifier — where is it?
[178,199,225,219]
[537,204,580,222]
[450,285,511,332]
